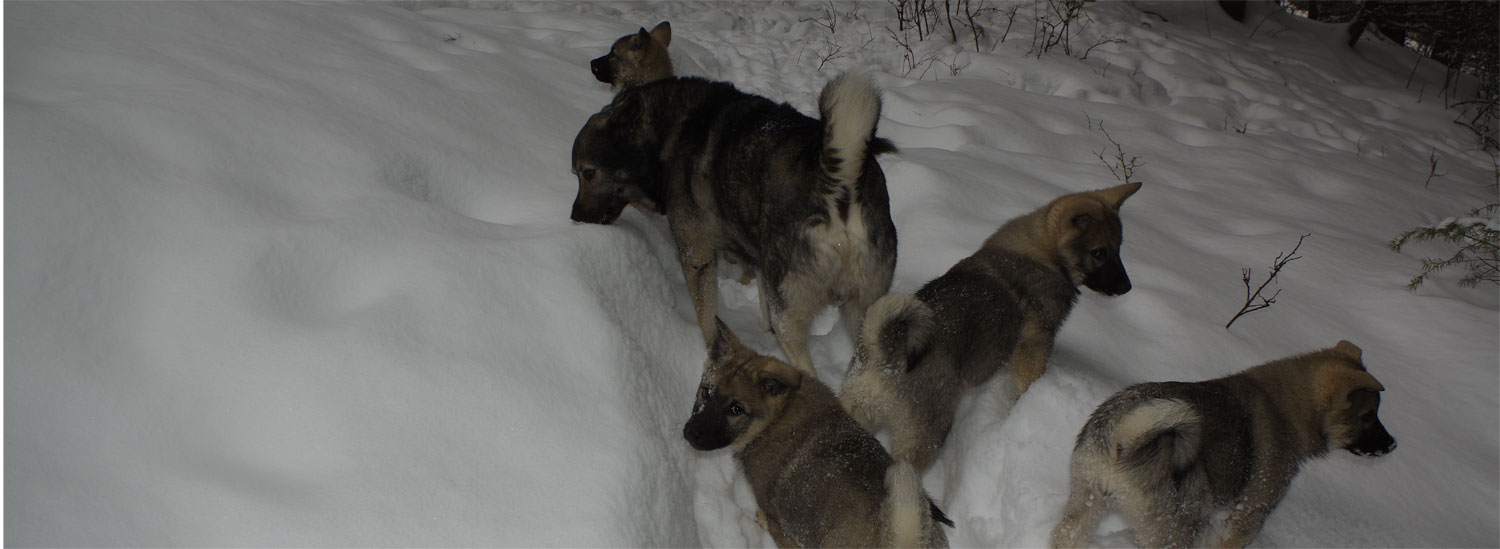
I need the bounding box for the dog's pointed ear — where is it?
[1336,370,1386,411]
[1048,195,1105,234]
[1347,370,1385,393]
[1333,340,1363,361]
[708,318,740,366]
[1097,182,1142,210]
[755,360,802,396]
[651,21,672,47]
[1319,366,1385,409]
[629,27,652,49]
[1071,212,1096,230]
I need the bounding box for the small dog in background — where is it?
[683,320,952,548]
[1050,341,1397,548]
[569,74,897,375]
[840,182,1141,472]
[590,21,673,91]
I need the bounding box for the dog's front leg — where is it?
[679,245,719,345]
[1009,318,1056,398]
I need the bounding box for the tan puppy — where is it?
[589,22,673,91]
[841,183,1141,472]
[683,320,952,548]
[1051,341,1397,548]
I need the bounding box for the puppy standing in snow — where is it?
[683,319,952,548]
[1050,341,1397,548]
[569,73,898,375]
[589,21,674,91]
[840,183,1141,472]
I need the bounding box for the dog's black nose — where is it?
[590,56,614,83]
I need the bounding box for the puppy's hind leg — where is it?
[838,358,889,432]
[1122,494,1206,549]
[1050,463,1109,549]
[889,412,948,473]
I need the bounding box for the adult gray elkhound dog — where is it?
[570,74,897,375]
[1050,341,1397,548]
[683,319,951,548]
[840,182,1141,472]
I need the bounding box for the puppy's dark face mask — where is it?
[1067,212,1132,296]
[1343,389,1396,457]
[681,322,801,453]
[682,383,754,451]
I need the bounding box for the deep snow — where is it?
[5,1,1496,547]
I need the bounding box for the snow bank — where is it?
[6,1,1495,547]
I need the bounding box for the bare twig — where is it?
[1081,35,1126,60]
[1424,148,1446,187]
[1090,119,1144,184]
[1225,234,1310,329]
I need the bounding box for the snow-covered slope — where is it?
[6,1,1495,546]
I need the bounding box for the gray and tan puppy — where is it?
[840,182,1141,471]
[683,320,952,548]
[570,74,897,375]
[1050,341,1397,548]
[590,22,673,91]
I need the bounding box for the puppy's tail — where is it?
[884,461,951,548]
[1110,398,1202,483]
[859,293,935,373]
[818,73,895,200]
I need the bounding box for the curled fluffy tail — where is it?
[859,294,935,373]
[1112,398,1202,481]
[884,461,951,548]
[818,73,894,199]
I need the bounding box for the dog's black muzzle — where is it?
[590,55,615,84]
[683,409,734,451]
[687,411,732,450]
[1084,258,1132,296]
[1347,422,1397,457]
[569,198,624,225]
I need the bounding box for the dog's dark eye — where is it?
[580,168,598,182]
[726,402,745,416]
[1090,248,1107,260]
[699,386,712,400]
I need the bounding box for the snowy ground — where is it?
[5,1,1496,547]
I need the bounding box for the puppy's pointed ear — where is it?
[1344,370,1385,393]
[1071,212,1096,230]
[1319,366,1385,409]
[1047,195,1104,234]
[1097,182,1142,210]
[756,360,802,396]
[630,27,651,49]
[708,318,740,365]
[651,21,672,47]
[1333,340,1363,361]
